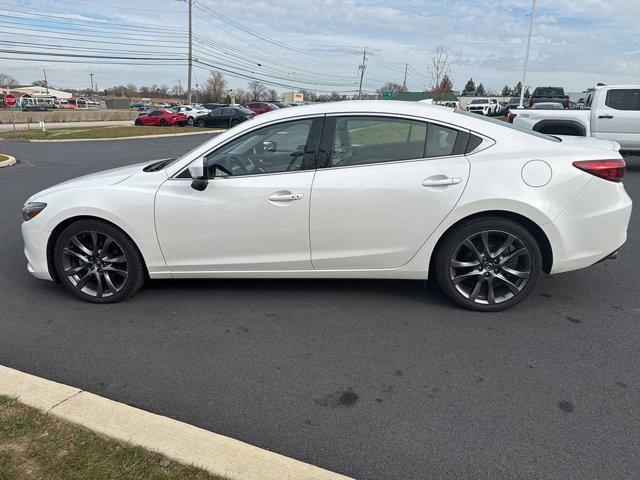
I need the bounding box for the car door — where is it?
[206,108,225,127]
[309,115,470,270]
[154,116,324,273]
[147,110,162,126]
[592,88,640,150]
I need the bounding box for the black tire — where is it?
[435,216,542,311]
[230,119,240,127]
[134,119,142,126]
[160,119,168,126]
[53,219,146,303]
[188,116,195,125]
[195,119,206,128]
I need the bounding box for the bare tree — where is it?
[266,88,278,101]
[330,91,342,102]
[376,82,404,97]
[247,80,267,101]
[235,88,251,104]
[427,45,451,100]
[0,73,18,87]
[202,71,227,103]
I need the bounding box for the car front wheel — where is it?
[188,116,195,125]
[53,219,146,303]
[435,217,542,311]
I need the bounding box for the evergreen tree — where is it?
[475,83,486,96]
[463,78,475,95]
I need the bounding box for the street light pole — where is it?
[89,73,94,94]
[187,0,193,104]
[519,0,537,108]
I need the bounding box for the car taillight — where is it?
[572,159,626,182]
[565,98,570,109]
[507,112,517,123]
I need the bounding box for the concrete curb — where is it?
[26,129,225,142]
[0,154,16,167]
[0,365,352,480]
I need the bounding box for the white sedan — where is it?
[21,101,632,311]
[169,105,210,125]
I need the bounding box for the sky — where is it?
[2,0,639,95]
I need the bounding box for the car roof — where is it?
[246,100,514,136]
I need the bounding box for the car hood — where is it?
[27,161,151,202]
[556,136,621,152]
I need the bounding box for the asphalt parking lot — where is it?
[0,137,639,480]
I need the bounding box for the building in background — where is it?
[282,91,304,103]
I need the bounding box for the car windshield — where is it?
[454,110,560,142]
[470,99,487,104]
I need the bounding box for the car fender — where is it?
[32,179,169,276]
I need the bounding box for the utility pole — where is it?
[519,0,537,108]
[43,69,49,95]
[357,49,367,99]
[187,0,193,104]
[89,73,94,94]
[402,63,408,92]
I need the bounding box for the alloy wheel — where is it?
[449,230,532,305]
[61,231,129,298]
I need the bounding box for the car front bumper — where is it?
[21,220,53,281]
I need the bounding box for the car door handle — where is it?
[268,193,304,202]
[421,178,462,187]
[598,115,614,119]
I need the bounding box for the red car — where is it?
[242,102,279,115]
[134,109,187,127]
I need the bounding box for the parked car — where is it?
[510,84,640,152]
[507,96,527,109]
[22,104,49,112]
[466,98,499,116]
[201,103,228,111]
[528,87,570,109]
[268,101,290,109]
[169,105,209,125]
[22,101,631,310]
[134,109,187,126]
[243,102,279,114]
[531,102,564,110]
[194,106,255,128]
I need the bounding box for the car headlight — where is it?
[22,202,47,221]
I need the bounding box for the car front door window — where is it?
[203,118,321,177]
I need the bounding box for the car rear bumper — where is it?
[544,178,632,274]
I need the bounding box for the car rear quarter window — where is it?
[605,89,640,110]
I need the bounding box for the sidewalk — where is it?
[0,120,133,132]
[0,365,353,480]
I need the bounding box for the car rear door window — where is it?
[605,89,640,110]
[326,116,427,167]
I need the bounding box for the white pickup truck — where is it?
[466,98,499,116]
[510,85,640,152]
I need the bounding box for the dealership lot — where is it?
[0,137,639,479]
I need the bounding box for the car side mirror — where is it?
[188,160,208,191]
[263,140,277,152]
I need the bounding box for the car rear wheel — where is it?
[195,119,206,128]
[435,217,542,311]
[230,119,240,127]
[188,116,195,125]
[160,119,168,126]
[53,219,146,303]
